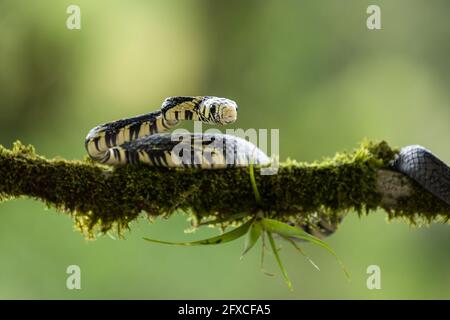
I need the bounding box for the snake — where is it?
[85,96,450,238]
[85,96,269,168]
[392,145,450,206]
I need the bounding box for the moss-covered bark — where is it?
[0,140,448,237]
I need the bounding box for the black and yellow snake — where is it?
[85,96,450,237]
[85,96,269,168]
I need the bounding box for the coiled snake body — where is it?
[85,96,269,168]
[85,96,450,237]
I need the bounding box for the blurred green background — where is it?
[0,0,449,299]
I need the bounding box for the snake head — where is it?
[203,97,238,125]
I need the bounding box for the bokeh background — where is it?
[0,0,449,299]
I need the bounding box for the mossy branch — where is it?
[0,140,448,237]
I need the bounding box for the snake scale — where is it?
[85,96,450,237]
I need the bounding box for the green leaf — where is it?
[248,162,262,204]
[262,218,350,279]
[143,219,253,246]
[241,220,263,259]
[267,231,293,291]
[259,232,274,276]
[281,235,320,271]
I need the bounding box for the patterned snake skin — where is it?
[392,145,450,205]
[85,96,270,168]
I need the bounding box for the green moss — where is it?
[0,140,448,238]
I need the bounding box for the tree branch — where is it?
[0,140,448,237]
